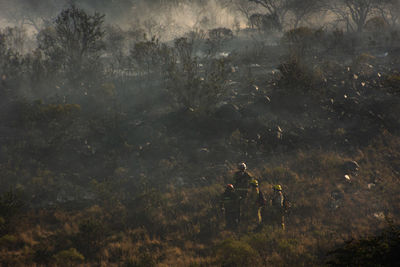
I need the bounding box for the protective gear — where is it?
[273,184,282,191]
[270,185,288,230]
[220,185,240,230]
[238,162,247,171]
[243,185,266,227]
[232,163,253,229]
[233,164,252,199]
[250,179,259,187]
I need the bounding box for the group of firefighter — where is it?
[220,162,290,231]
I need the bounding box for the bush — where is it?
[74,219,107,259]
[53,248,85,266]
[0,189,24,234]
[277,55,325,96]
[0,234,19,249]
[216,239,261,267]
[281,27,318,56]
[164,37,231,114]
[327,225,400,266]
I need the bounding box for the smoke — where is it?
[83,0,247,41]
[0,0,247,42]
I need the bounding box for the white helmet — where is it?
[238,162,247,171]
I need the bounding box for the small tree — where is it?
[38,4,105,90]
[164,37,231,114]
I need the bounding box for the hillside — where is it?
[1,3,400,266]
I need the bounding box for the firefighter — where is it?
[269,184,290,230]
[220,184,240,230]
[243,179,266,228]
[233,162,253,200]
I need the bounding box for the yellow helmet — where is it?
[273,184,282,191]
[250,179,259,187]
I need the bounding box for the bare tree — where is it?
[287,0,325,28]
[231,0,259,25]
[376,0,400,28]
[249,0,292,31]
[249,13,281,31]
[329,0,377,33]
[37,4,105,88]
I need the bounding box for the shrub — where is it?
[164,37,231,114]
[0,234,18,249]
[386,75,400,94]
[0,189,24,234]
[277,54,325,96]
[216,239,261,267]
[327,225,400,266]
[53,248,85,266]
[74,219,107,259]
[281,27,316,56]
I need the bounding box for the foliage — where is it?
[277,54,325,95]
[0,190,24,234]
[281,27,316,55]
[164,37,232,114]
[216,238,261,266]
[74,219,107,259]
[327,225,400,266]
[53,248,85,265]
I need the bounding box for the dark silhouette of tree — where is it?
[249,0,292,31]
[287,0,325,28]
[377,0,400,28]
[37,4,105,90]
[329,0,377,33]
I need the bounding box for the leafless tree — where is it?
[249,0,292,31]
[287,0,325,28]
[230,0,259,24]
[329,0,377,33]
[376,0,400,28]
